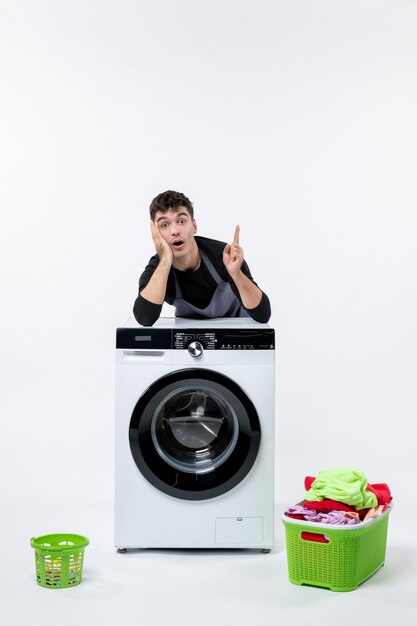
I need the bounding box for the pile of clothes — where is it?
[285,467,392,527]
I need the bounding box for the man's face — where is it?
[154,206,197,258]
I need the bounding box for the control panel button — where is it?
[188,341,203,358]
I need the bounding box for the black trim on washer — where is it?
[129,369,261,500]
[116,328,171,349]
[116,327,275,350]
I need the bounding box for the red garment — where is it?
[303,499,372,518]
[365,483,392,506]
[303,499,357,513]
[304,476,316,491]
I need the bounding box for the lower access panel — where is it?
[215,517,263,546]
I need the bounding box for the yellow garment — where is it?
[304,467,378,510]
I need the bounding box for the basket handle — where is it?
[301,531,330,544]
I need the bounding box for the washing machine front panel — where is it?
[129,368,261,500]
[115,317,275,549]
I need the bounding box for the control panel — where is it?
[174,332,216,350]
[116,327,275,350]
[173,329,275,350]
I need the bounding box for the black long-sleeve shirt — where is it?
[133,236,271,326]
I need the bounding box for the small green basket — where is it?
[30,534,89,589]
[281,507,391,592]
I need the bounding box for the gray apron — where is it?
[172,249,249,319]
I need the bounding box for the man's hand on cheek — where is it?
[150,220,173,266]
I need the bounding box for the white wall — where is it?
[1,0,416,511]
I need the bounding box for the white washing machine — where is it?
[115,317,275,551]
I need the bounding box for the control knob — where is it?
[188,341,203,358]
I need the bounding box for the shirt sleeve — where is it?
[133,294,162,327]
[241,290,271,323]
[228,259,271,323]
[132,255,165,326]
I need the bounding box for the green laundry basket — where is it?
[281,506,391,592]
[30,534,89,589]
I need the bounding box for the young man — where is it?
[133,190,271,326]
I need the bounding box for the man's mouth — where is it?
[171,239,184,249]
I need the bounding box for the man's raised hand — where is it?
[223,225,244,278]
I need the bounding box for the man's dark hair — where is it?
[149,190,194,221]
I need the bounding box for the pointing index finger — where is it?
[233,225,240,245]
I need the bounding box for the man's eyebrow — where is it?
[156,212,189,223]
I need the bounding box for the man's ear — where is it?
[193,219,197,234]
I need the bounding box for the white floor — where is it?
[2,490,416,626]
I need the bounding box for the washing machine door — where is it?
[129,368,261,500]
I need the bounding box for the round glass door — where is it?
[129,369,261,500]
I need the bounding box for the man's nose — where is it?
[171,223,179,234]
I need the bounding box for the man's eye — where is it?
[179,219,186,224]
[160,223,168,229]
